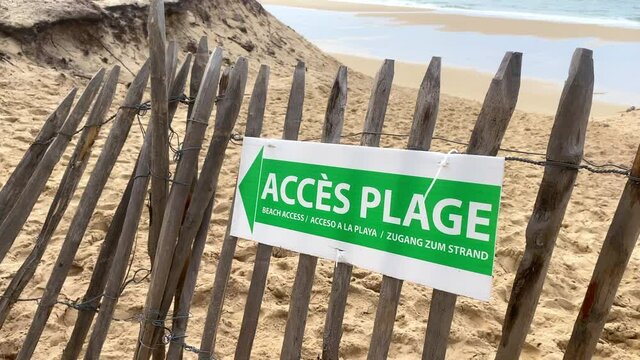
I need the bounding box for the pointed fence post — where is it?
[0,69,104,263]
[423,51,522,360]
[0,89,76,224]
[60,61,155,360]
[280,65,348,360]
[147,56,248,360]
[367,57,440,360]
[18,60,146,359]
[168,64,269,360]
[188,36,209,120]
[322,60,393,360]
[85,50,209,359]
[62,167,135,360]
[132,48,225,360]
[495,48,594,360]
[148,0,170,264]
[168,66,233,360]
[563,145,640,359]
[230,61,306,360]
[0,65,125,331]
[15,66,121,360]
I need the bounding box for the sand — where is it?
[0,0,639,359]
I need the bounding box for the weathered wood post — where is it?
[0,65,124,330]
[15,66,122,360]
[85,50,218,359]
[61,60,162,360]
[495,48,593,360]
[367,57,440,360]
[85,122,154,360]
[165,64,269,360]
[62,168,135,360]
[0,69,104,263]
[231,61,306,360]
[280,65,348,360]
[424,51,522,360]
[18,60,148,359]
[0,88,76,224]
[321,59,394,360]
[563,145,640,359]
[148,57,248,360]
[132,49,226,360]
[148,0,170,264]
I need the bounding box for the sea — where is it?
[327,0,640,28]
[265,1,640,106]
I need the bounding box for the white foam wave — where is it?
[326,0,640,29]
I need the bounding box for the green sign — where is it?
[232,138,504,300]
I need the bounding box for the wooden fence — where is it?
[0,1,639,359]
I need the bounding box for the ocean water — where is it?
[266,4,640,105]
[330,0,640,28]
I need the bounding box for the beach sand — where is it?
[0,0,639,359]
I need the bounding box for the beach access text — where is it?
[231,137,505,300]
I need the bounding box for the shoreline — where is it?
[260,0,640,43]
[333,53,625,117]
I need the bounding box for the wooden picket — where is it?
[1,3,638,360]
[424,51,522,360]
[148,0,170,265]
[496,48,594,360]
[228,60,306,359]
[368,56,441,360]
[281,64,348,360]
[564,145,640,359]
[0,64,120,336]
[322,59,394,360]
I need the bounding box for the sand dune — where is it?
[0,1,638,359]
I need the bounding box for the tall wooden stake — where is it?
[15,67,121,360]
[148,0,170,264]
[18,60,148,359]
[424,51,522,360]
[281,65,348,360]
[84,49,198,358]
[228,61,305,360]
[564,145,640,359]
[322,59,394,360]
[367,57,440,360]
[166,64,270,359]
[0,89,76,224]
[495,48,594,360]
[134,49,226,360]
[70,56,187,360]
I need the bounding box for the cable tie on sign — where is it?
[334,247,345,265]
[423,149,458,201]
